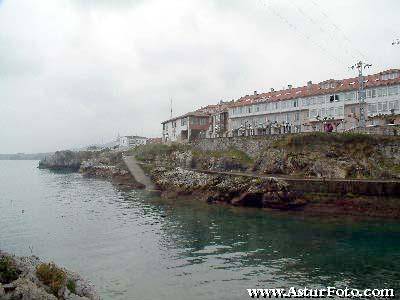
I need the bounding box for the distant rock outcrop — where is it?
[38,151,92,171]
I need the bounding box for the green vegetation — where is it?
[0,256,20,284]
[36,263,66,296]
[132,143,190,162]
[193,148,253,165]
[273,132,400,148]
[66,278,76,294]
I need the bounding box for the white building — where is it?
[118,136,147,149]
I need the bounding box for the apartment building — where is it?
[161,111,210,143]
[161,102,231,142]
[119,135,147,149]
[228,69,400,136]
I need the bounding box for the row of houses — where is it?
[161,68,400,142]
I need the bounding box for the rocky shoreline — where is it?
[0,251,99,300]
[151,166,306,210]
[39,150,145,190]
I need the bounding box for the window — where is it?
[294,112,300,121]
[255,105,260,112]
[382,102,388,112]
[311,97,317,105]
[381,72,399,80]
[389,100,399,111]
[199,118,207,125]
[345,92,355,101]
[328,107,334,117]
[310,109,317,118]
[181,118,187,126]
[247,106,252,113]
[368,103,377,114]
[293,100,298,107]
[172,121,177,128]
[388,86,398,96]
[377,87,387,97]
[371,89,376,98]
[329,94,339,102]
[366,90,372,98]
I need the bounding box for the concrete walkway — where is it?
[123,155,157,191]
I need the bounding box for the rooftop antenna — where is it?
[170,98,173,118]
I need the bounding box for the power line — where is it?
[259,0,348,66]
[286,1,362,62]
[309,0,369,61]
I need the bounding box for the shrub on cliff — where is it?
[0,256,20,284]
[36,263,66,296]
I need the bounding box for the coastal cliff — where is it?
[131,133,400,218]
[0,251,99,300]
[39,150,145,189]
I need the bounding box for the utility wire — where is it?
[259,0,348,66]
[286,1,359,62]
[309,0,369,61]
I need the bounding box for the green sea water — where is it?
[0,160,399,299]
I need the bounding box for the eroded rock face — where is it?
[0,251,100,300]
[39,151,93,171]
[151,167,306,210]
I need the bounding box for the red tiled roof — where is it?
[230,69,400,108]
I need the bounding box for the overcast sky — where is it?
[0,0,398,153]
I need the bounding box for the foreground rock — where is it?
[0,251,100,300]
[151,167,306,210]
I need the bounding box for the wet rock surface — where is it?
[151,167,306,210]
[0,251,100,300]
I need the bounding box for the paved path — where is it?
[123,155,157,191]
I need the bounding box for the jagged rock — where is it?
[151,166,306,210]
[38,151,90,171]
[0,251,100,300]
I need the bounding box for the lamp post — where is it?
[350,61,372,128]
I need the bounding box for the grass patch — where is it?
[131,143,190,162]
[272,132,399,149]
[36,263,66,296]
[193,148,253,165]
[0,256,20,284]
[67,278,76,294]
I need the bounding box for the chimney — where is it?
[254,90,258,95]
[288,84,292,89]
[270,88,275,92]
[307,81,313,88]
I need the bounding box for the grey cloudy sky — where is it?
[0,0,398,153]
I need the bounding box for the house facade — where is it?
[162,112,210,143]
[228,69,400,135]
[160,68,400,142]
[119,136,147,149]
